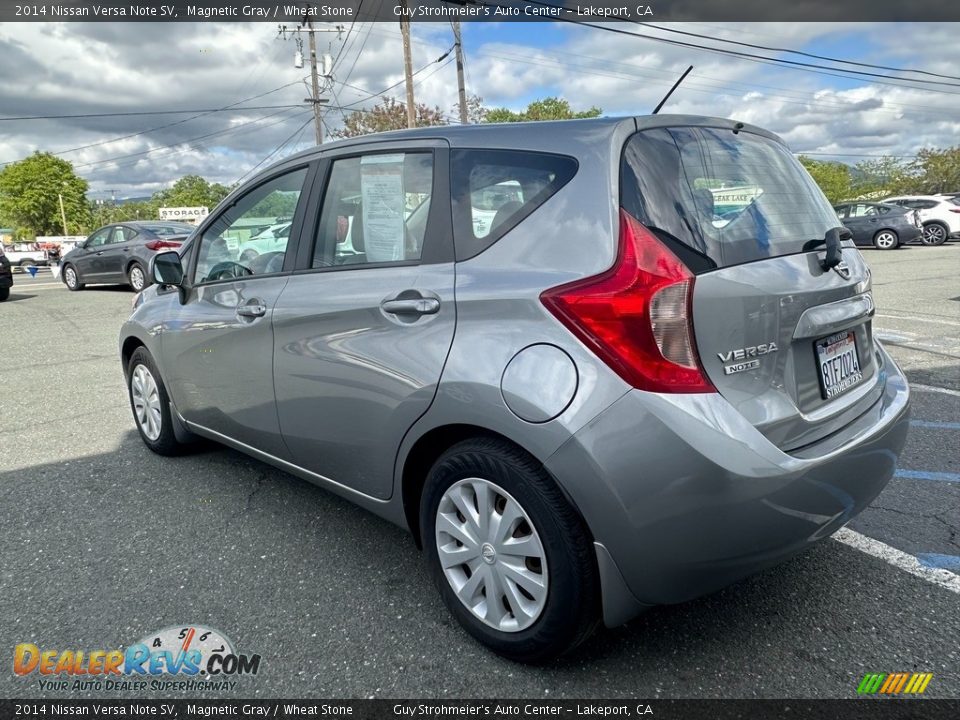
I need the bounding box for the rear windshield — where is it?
[621,126,840,269]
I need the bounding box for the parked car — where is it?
[59,221,194,292]
[881,195,960,245]
[0,246,12,301]
[120,116,910,662]
[833,201,922,250]
[237,221,292,263]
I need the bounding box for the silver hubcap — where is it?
[130,266,144,290]
[436,478,548,633]
[876,232,896,249]
[65,267,77,288]
[131,364,162,441]
[924,225,945,243]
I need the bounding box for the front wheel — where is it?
[873,230,899,250]
[63,264,84,291]
[127,347,185,456]
[128,262,147,292]
[922,222,948,246]
[421,438,599,663]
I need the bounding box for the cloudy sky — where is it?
[1,19,958,198]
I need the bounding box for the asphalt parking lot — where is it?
[1,245,957,699]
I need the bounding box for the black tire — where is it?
[922,222,948,246]
[63,264,84,291]
[128,261,148,292]
[872,229,899,250]
[126,347,185,456]
[0,287,9,302]
[420,437,600,663]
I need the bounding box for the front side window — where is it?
[621,126,841,269]
[194,167,307,284]
[86,228,111,248]
[451,149,578,260]
[312,152,433,269]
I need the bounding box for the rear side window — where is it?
[451,149,577,260]
[621,127,841,270]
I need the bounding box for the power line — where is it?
[632,21,960,83]
[0,105,303,122]
[73,108,303,170]
[0,79,308,165]
[473,0,960,96]
[233,116,315,186]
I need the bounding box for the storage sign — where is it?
[159,207,209,222]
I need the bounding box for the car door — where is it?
[843,204,874,245]
[160,163,315,459]
[99,225,137,281]
[272,143,456,499]
[73,228,112,280]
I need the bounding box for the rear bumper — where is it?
[544,343,910,625]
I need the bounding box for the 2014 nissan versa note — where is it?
[120,116,910,663]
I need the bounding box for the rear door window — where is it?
[451,149,577,260]
[621,126,841,270]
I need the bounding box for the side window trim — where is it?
[185,161,316,288]
[293,146,452,274]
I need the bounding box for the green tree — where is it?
[331,97,447,139]
[909,146,960,194]
[850,156,911,198]
[798,156,853,203]
[0,152,92,237]
[484,97,602,123]
[153,175,231,209]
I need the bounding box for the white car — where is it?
[882,195,960,245]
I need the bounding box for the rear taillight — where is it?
[540,209,715,394]
[949,208,960,214]
[144,240,182,251]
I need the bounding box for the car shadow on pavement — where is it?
[1,431,957,698]
[2,293,38,302]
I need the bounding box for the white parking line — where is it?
[876,313,960,328]
[911,384,960,397]
[833,528,960,595]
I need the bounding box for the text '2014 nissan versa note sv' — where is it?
[120,116,910,663]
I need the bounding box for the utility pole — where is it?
[58,194,68,235]
[452,21,468,124]
[306,17,325,144]
[399,0,416,128]
[279,21,341,145]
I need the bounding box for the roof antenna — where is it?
[652,65,693,115]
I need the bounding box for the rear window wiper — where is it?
[802,227,851,270]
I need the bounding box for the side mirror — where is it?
[151,251,184,286]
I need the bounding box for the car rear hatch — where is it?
[621,122,882,451]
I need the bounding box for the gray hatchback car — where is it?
[120,116,910,662]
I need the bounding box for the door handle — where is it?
[236,300,267,318]
[381,297,440,316]
[95,251,104,256]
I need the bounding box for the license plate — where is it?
[815,331,863,400]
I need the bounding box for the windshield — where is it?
[621,126,840,269]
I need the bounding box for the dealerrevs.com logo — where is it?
[14,625,261,692]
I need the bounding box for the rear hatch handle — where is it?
[804,227,851,271]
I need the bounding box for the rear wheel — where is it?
[0,287,9,302]
[128,262,147,292]
[421,438,599,663]
[922,222,948,246]
[19,258,36,268]
[873,230,899,250]
[127,347,185,456]
[63,264,84,291]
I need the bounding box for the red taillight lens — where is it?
[144,240,182,251]
[949,208,960,214]
[540,209,714,394]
